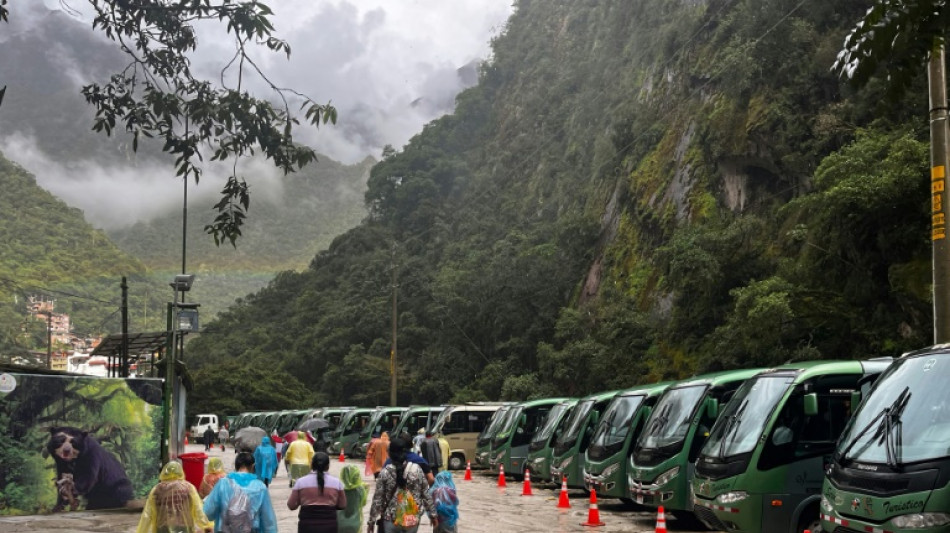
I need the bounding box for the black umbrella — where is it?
[234,426,267,453]
[296,417,330,433]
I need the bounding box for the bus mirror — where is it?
[804,393,819,416]
[590,411,600,426]
[706,398,719,418]
[850,391,861,410]
[520,414,527,426]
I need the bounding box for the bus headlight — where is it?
[892,513,950,528]
[654,466,680,487]
[601,463,620,478]
[716,491,748,504]
[820,496,833,513]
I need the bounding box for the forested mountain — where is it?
[188,0,934,412]
[0,154,148,355]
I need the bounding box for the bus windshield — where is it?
[702,375,793,459]
[838,354,950,466]
[587,394,645,460]
[493,406,524,447]
[532,403,571,446]
[637,385,707,451]
[477,407,511,446]
[555,399,595,453]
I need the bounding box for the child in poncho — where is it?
[338,464,368,533]
[429,470,459,533]
[198,457,226,498]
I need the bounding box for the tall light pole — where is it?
[390,241,398,405]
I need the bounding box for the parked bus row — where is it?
[467,354,950,533]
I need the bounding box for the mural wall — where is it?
[0,372,163,515]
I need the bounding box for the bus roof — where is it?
[670,368,764,389]
[578,390,621,402]
[516,397,571,408]
[751,359,893,382]
[615,382,674,398]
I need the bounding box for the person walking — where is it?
[366,437,438,533]
[217,426,230,451]
[286,430,316,488]
[338,464,368,533]
[253,435,278,487]
[419,432,442,476]
[135,461,213,533]
[198,457,226,498]
[204,452,278,533]
[203,426,216,451]
[429,471,459,533]
[287,452,347,532]
[365,432,389,479]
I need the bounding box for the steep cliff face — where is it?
[190,0,932,405]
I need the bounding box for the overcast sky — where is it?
[3,1,514,228]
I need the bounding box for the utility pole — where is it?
[46,312,52,370]
[390,242,398,405]
[930,47,950,343]
[121,276,129,377]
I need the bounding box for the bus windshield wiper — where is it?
[647,403,673,437]
[718,399,749,458]
[840,386,911,468]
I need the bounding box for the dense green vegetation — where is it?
[187,0,935,412]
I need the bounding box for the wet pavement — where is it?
[0,444,719,532]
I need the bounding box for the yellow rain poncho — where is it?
[199,457,226,498]
[338,464,368,533]
[136,461,213,533]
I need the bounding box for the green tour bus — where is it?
[583,382,672,500]
[526,399,577,481]
[689,359,891,533]
[627,368,762,518]
[475,404,516,468]
[550,390,620,488]
[329,407,373,457]
[489,398,567,478]
[391,405,446,440]
[431,403,508,470]
[821,345,950,533]
[353,406,407,458]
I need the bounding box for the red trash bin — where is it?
[178,452,207,490]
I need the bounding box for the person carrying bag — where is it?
[365,437,437,533]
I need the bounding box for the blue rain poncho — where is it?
[203,471,278,533]
[253,436,277,483]
[429,471,459,527]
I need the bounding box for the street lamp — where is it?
[161,274,199,463]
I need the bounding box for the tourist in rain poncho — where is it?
[285,430,315,488]
[429,471,459,533]
[253,435,278,487]
[199,457,226,498]
[204,452,278,533]
[364,431,389,479]
[338,464,368,533]
[135,461,213,533]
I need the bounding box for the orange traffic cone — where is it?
[521,470,533,496]
[184,434,189,446]
[463,461,472,481]
[557,476,571,509]
[580,488,605,527]
[497,464,507,488]
[338,449,345,463]
[655,505,668,533]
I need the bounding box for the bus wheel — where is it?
[797,507,821,533]
[448,453,465,470]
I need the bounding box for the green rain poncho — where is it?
[136,461,213,533]
[337,464,368,533]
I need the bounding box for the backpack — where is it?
[220,479,255,533]
[392,487,419,528]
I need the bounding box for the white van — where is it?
[190,414,219,440]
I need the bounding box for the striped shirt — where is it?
[287,473,346,510]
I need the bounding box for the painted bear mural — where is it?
[47,426,133,511]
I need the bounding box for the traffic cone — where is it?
[338,449,345,463]
[463,461,472,481]
[580,488,605,527]
[655,505,668,533]
[184,435,188,446]
[521,470,533,496]
[557,476,571,509]
[497,464,507,488]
